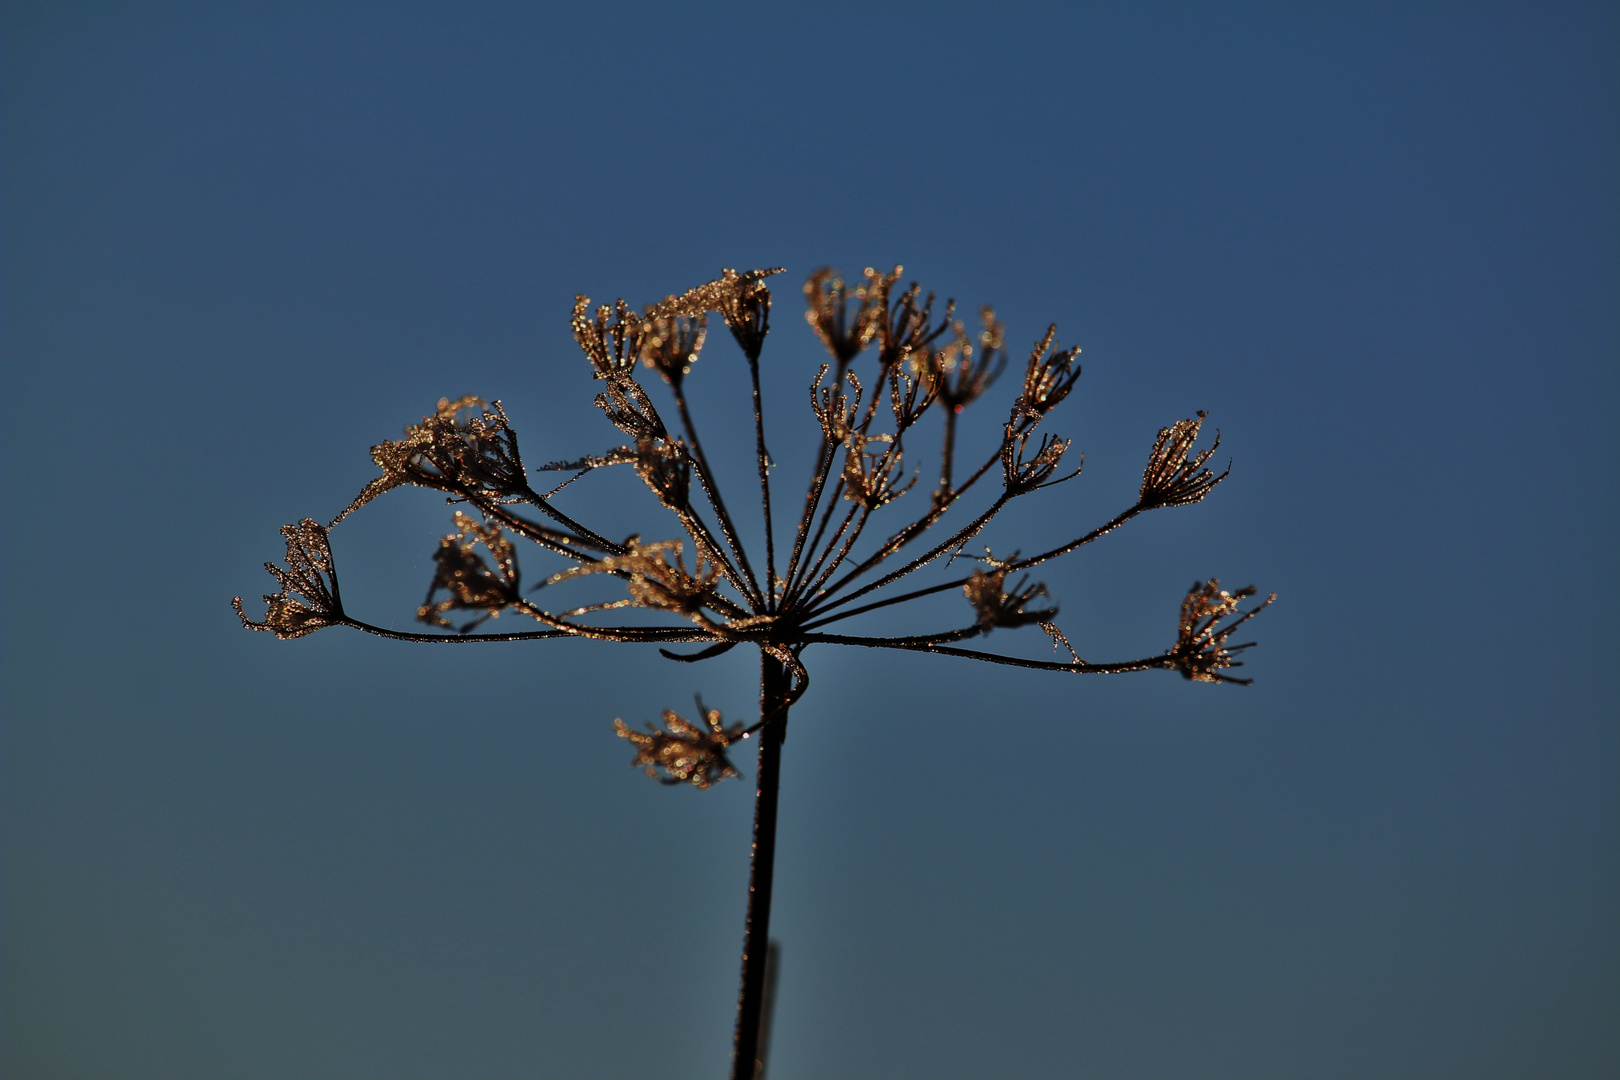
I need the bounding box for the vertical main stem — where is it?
[732,654,788,1080]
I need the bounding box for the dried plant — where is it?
[964,558,1058,631]
[1170,578,1274,684]
[237,263,1271,1078]
[613,700,746,789]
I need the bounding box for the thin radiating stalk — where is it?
[732,655,789,1080]
[799,441,1006,613]
[746,356,779,608]
[783,468,850,609]
[757,941,781,1079]
[798,503,1147,630]
[939,406,958,495]
[673,387,766,609]
[805,492,1012,620]
[780,432,838,602]
[801,631,1167,673]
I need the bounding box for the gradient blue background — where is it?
[5,4,1617,1078]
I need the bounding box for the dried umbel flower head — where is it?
[1002,429,1078,494]
[639,311,708,387]
[633,437,691,511]
[594,374,668,441]
[573,296,646,380]
[810,366,863,443]
[963,561,1057,630]
[648,265,784,323]
[804,267,885,366]
[1012,325,1082,427]
[888,358,938,434]
[235,519,343,639]
[613,702,746,788]
[540,538,733,624]
[1140,411,1230,509]
[842,434,916,510]
[660,266,786,361]
[930,309,1005,414]
[614,540,727,621]
[240,261,1269,1080]
[337,397,527,524]
[1170,579,1275,684]
[418,512,522,632]
[871,274,953,371]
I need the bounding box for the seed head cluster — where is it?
[236,262,1272,1079]
[238,263,1271,775]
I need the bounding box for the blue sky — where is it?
[4,4,1617,1078]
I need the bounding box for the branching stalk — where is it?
[237,263,1267,1076]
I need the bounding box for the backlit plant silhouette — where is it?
[237,265,1271,1079]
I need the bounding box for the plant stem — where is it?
[748,360,779,609]
[732,655,788,1080]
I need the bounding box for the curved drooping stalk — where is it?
[732,654,790,1080]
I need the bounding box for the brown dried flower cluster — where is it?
[964,560,1058,631]
[612,702,745,788]
[237,262,1268,1080]
[235,519,343,639]
[1141,411,1231,509]
[418,512,522,632]
[1170,579,1275,684]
